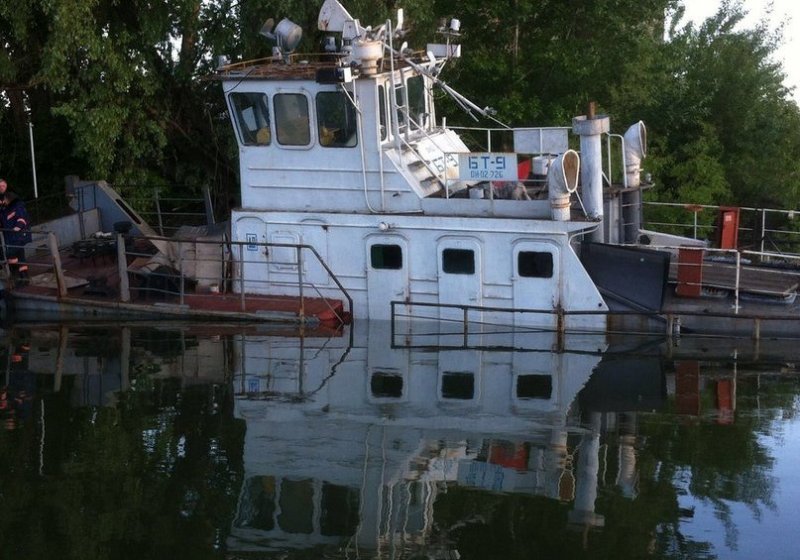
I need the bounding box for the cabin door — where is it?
[512,241,560,329]
[437,238,483,323]
[234,217,269,293]
[366,235,409,321]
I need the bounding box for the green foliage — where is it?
[1,0,799,215]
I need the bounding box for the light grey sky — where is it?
[681,0,798,100]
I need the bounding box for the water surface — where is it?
[1,321,799,559]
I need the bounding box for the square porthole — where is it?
[442,248,475,274]
[370,244,403,269]
[441,372,475,400]
[516,374,552,399]
[518,251,553,278]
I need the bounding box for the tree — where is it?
[3,0,800,218]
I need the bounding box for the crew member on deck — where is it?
[0,179,32,286]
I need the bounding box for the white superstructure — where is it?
[217,0,634,331]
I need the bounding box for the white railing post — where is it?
[239,243,246,311]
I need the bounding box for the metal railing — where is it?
[106,185,211,236]
[642,202,800,257]
[5,231,352,325]
[125,235,352,324]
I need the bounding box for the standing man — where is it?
[0,179,32,286]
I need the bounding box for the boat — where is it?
[4,0,800,338]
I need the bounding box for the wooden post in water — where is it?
[117,233,130,302]
[47,232,67,298]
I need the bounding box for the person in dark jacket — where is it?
[0,179,32,286]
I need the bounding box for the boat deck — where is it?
[669,260,799,297]
[7,244,349,326]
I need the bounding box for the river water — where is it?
[1,320,799,559]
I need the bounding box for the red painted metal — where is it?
[716,206,740,249]
[676,247,704,297]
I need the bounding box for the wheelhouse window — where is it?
[274,93,310,146]
[379,84,388,140]
[370,244,402,269]
[316,91,357,147]
[407,75,426,129]
[442,248,475,274]
[394,80,407,130]
[518,251,553,278]
[230,92,271,146]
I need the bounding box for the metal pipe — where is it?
[203,187,215,225]
[28,121,39,198]
[239,243,246,311]
[573,114,610,241]
[154,190,165,236]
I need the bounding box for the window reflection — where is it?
[371,371,403,398]
[442,372,475,400]
[320,483,359,536]
[516,374,552,399]
[278,479,314,534]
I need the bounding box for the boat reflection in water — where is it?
[4,320,799,558]
[230,322,615,554]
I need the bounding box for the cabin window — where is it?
[230,92,271,146]
[379,85,388,140]
[442,248,475,274]
[407,75,426,129]
[274,93,310,146]
[316,91,357,147]
[518,251,554,278]
[370,244,402,269]
[517,374,552,399]
[441,372,475,400]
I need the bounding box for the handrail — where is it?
[642,201,800,257]
[6,231,352,325]
[129,234,354,323]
